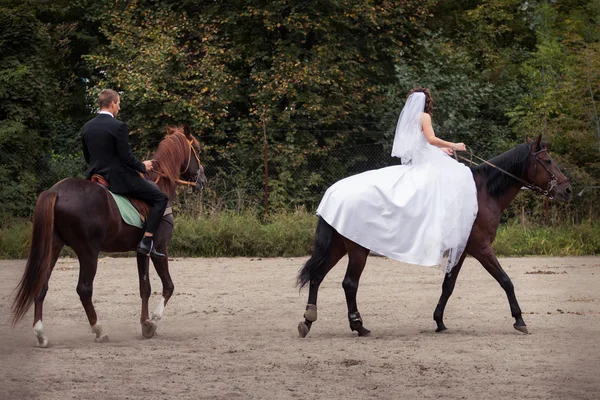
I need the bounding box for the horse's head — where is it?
[156,125,207,192]
[176,124,207,192]
[525,135,571,202]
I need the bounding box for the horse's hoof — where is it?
[36,338,50,348]
[298,322,310,338]
[513,323,529,334]
[304,304,317,322]
[94,333,110,343]
[142,320,157,339]
[435,324,448,333]
[357,327,371,337]
[349,321,370,336]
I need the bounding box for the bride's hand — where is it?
[442,148,454,156]
[453,143,466,151]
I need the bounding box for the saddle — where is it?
[91,174,172,228]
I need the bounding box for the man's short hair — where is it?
[98,89,120,109]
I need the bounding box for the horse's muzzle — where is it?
[193,172,207,192]
[553,182,572,202]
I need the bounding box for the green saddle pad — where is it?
[107,191,145,229]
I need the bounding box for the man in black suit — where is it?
[82,89,168,257]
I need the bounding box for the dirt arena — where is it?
[0,256,599,399]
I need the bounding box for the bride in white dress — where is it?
[316,87,478,273]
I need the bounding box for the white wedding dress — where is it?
[316,93,478,273]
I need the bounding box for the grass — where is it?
[492,222,600,257]
[0,219,32,259]
[169,211,316,257]
[1,212,599,259]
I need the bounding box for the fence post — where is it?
[262,115,269,220]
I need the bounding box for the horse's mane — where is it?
[471,143,534,198]
[152,131,191,183]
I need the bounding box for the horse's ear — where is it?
[182,123,193,140]
[528,134,542,150]
[526,136,533,144]
[165,125,177,136]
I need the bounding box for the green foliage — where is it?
[506,0,600,221]
[385,34,523,158]
[155,211,316,257]
[0,219,31,259]
[85,0,236,144]
[0,6,54,219]
[84,0,431,208]
[433,0,536,68]
[493,221,600,256]
[1,0,599,227]
[0,0,96,221]
[0,120,42,217]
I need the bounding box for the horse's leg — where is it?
[33,234,63,348]
[75,249,109,342]
[298,232,346,338]
[136,253,155,338]
[342,242,370,336]
[433,253,467,332]
[144,250,174,338]
[472,246,528,334]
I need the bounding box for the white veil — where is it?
[391,92,426,165]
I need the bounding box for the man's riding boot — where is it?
[137,236,165,258]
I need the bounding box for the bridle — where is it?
[456,145,568,200]
[529,148,568,198]
[151,134,201,187]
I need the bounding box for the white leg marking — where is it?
[33,320,50,348]
[152,298,165,321]
[91,322,109,343]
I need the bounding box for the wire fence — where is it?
[6,137,599,227]
[174,142,600,226]
[176,143,399,216]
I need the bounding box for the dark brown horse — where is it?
[297,135,572,337]
[11,125,207,347]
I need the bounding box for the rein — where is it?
[151,134,201,187]
[455,146,567,200]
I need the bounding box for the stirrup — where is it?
[137,239,165,258]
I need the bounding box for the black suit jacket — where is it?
[82,114,147,193]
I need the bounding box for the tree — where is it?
[0,0,101,220]
[507,0,600,223]
[87,0,431,209]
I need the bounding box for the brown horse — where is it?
[296,135,572,337]
[11,125,207,347]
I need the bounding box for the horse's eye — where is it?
[544,159,551,165]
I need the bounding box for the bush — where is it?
[0,219,32,259]
[169,211,316,257]
[493,222,600,256]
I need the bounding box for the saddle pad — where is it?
[107,191,145,229]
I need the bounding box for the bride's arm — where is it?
[421,113,465,151]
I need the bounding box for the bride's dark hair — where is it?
[407,87,434,115]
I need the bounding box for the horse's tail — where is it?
[12,190,58,325]
[297,217,334,289]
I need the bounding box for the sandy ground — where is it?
[0,256,599,400]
